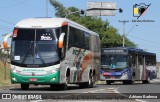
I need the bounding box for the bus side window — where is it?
[84,32,90,50]
[68,27,75,49]
[90,35,99,52]
[138,55,142,65]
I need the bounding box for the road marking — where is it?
[152,79,160,82]
[30,100,43,102]
[99,89,106,91]
[115,87,148,102]
[135,99,147,102]
[83,88,115,93]
[115,87,120,93]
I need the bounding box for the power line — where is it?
[128,35,160,45]
[0,18,15,25]
[0,25,12,30]
[127,35,160,52]
[0,27,12,32]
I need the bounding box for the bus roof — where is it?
[102,47,156,56]
[15,17,99,36]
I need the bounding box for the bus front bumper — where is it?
[10,71,60,84]
[100,74,129,81]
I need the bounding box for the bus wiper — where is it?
[35,44,46,66]
[21,41,34,66]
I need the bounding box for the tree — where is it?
[49,0,136,48]
[0,49,9,80]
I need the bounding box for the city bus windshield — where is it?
[11,28,60,67]
[101,54,127,69]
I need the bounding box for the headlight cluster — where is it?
[122,71,128,75]
[47,67,60,74]
[11,67,21,74]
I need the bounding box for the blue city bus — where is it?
[100,47,157,85]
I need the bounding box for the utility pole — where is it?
[119,20,129,47]
[46,0,48,17]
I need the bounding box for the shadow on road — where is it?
[96,82,149,86]
[9,85,97,91]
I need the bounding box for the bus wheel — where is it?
[128,80,133,84]
[79,73,93,88]
[123,81,128,85]
[106,81,111,85]
[61,74,69,90]
[50,84,59,90]
[123,80,133,85]
[142,76,150,84]
[88,73,93,88]
[21,84,29,90]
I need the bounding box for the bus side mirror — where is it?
[3,34,12,49]
[58,33,65,48]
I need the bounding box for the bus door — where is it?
[135,54,143,80]
[142,55,146,80]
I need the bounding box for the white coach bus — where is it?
[3,18,101,90]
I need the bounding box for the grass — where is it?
[0,60,12,86]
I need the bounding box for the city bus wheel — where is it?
[106,81,111,85]
[128,80,133,84]
[142,76,150,84]
[123,81,129,85]
[21,84,29,90]
[123,80,133,85]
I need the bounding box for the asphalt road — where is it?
[1,79,160,102]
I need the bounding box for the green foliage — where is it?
[0,51,11,85]
[49,0,136,48]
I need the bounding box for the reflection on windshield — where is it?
[101,54,127,68]
[11,28,60,67]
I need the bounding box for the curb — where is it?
[95,80,106,84]
[0,84,20,89]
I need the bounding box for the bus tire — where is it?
[61,72,70,90]
[124,80,133,84]
[50,84,59,90]
[21,84,29,90]
[128,80,133,84]
[123,80,129,85]
[106,81,112,85]
[79,72,93,88]
[142,76,150,84]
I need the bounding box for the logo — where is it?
[133,3,151,19]
[32,72,35,76]
[2,94,11,99]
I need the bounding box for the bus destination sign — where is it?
[103,49,124,53]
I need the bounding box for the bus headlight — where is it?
[13,70,17,73]
[123,71,128,76]
[12,69,21,74]
[47,67,60,74]
[12,77,17,81]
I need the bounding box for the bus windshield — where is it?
[11,28,60,67]
[101,54,127,69]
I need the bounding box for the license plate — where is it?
[29,78,37,82]
[110,77,115,79]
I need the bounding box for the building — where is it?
[156,62,160,79]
